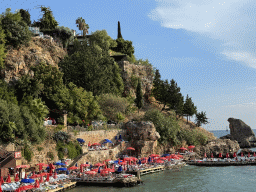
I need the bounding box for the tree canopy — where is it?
[195,111,209,127]
[76,17,89,36]
[183,94,197,123]
[19,9,31,26]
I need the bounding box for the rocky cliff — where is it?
[195,139,240,158]
[124,121,160,157]
[2,37,67,84]
[220,118,256,148]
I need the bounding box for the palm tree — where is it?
[76,17,89,36]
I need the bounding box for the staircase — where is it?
[0,148,15,168]
[67,152,88,168]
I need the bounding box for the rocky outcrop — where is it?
[2,37,67,84]
[220,118,256,148]
[194,139,240,158]
[124,121,160,157]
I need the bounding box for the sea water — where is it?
[68,130,256,192]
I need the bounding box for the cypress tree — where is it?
[118,21,123,39]
[135,78,143,114]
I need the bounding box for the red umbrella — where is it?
[204,153,207,158]
[94,163,104,167]
[46,173,50,181]
[30,174,40,179]
[233,152,237,158]
[54,172,57,179]
[150,154,160,157]
[88,141,91,147]
[155,160,164,164]
[39,174,43,183]
[80,165,83,173]
[188,145,195,149]
[0,182,2,192]
[226,153,229,158]
[159,157,167,160]
[49,168,53,176]
[84,171,97,175]
[119,161,127,165]
[104,159,112,162]
[177,155,184,158]
[241,152,244,157]
[218,153,222,158]
[91,143,101,146]
[16,165,30,169]
[5,174,11,183]
[126,147,135,150]
[91,168,98,172]
[0,176,4,184]
[68,166,79,170]
[253,152,256,157]
[80,164,90,167]
[15,173,19,182]
[24,173,27,179]
[179,147,187,151]
[248,152,250,157]
[34,179,40,188]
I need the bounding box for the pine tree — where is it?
[183,94,197,123]
[118,21,123,39]
[19,9,31,26]
[151,69,162,102]
[195,111,209,127]
[135,78,143,114]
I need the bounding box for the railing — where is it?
[0,152,14,168]
[67,123,124,132]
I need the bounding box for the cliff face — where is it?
[118,61,154,99]
[2,37,67,84]
[124,121,160,157]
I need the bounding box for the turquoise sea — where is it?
[69,130,256,192]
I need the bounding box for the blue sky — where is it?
[2,0,256,130]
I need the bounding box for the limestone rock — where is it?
[124,121,160,157]
[220,118,256,148]
[194,139,240,158]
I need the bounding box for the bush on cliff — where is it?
[178,128,208,146]
[56,141,82,160]
[143,108,180,145]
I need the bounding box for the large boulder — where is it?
[124,121,160,157]
[220,118,256,148]
[194,139,240,158]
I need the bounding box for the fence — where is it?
[67,123,124,132]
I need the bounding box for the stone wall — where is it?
[69,129,126,146]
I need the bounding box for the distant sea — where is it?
[209,129,256,138]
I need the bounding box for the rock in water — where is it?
[221,118,256,148]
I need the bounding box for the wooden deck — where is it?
[127,165,166,178]
[48,181,77,192]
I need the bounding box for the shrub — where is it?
[47,152,54,160]
[37,147,43,151]
[23,144,33,162]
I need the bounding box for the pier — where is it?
[186,160,256,167]
[127,165,166,178]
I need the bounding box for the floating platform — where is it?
[186,160,256,167]
[74,177,142,187]
[127,165,165,177]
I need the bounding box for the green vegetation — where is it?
[0,8,32,49]
[47,152,54,160]
[23,144,33,162]
[37,146,43,151]
[19,9,31,26]
[135,79,143,113]
[76,17,89,36]
[117,21,122,39]
[195,111,209,127]
[56,141,82,159]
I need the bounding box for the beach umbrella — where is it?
[49,168,53,176]
[91,168,98,172]
[117,166,123,172]
[104,139,113,143]
[80,164,90,167]
[68,166,79,170]
[226,153,229,158]
[119,161,127,165]
[159,157,168,160]
[56,167,67,171]
[119,135,122,140]
[29,174,40,179]
[84,171,96,175]
[34,179,40,188]
[0,182,2,192]
[162,154,170,157]
[104,159,112,162]
[94,163,104,167]
[233,152,237,158]
[5,174,11,183]
[91,143,101,146]
[138,160,142,165]
[77,138,85,143]
[88,141,91,147]
[211,153,214,158]
[98,167,101,173]
[204,153,207,158]
[177,155,184,158]
[39,174,43,183]
[248,152,250,158]
[21,178,35,183]
[241,152,244,157]
[218,153,222,158]
[127,147,135,150]
[80,165,83,173]
[180,147,187,151]
[54,172,57,179]
[46,173,49,182]
[16,165,30,169]
[254,152,256,157]
[150,154,160,157]
[155,160,164,164]
[15,173,19,182]
[0,176,4,184]
[148,157,151,163]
